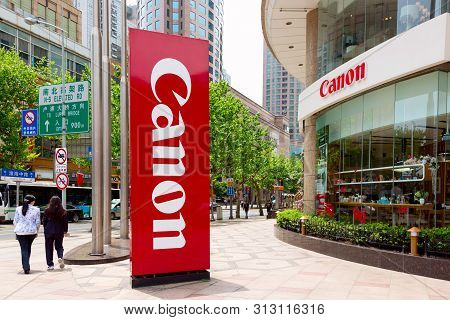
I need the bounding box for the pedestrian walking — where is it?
[43,196,68,270]
[243,202,250,219]
[13,194,40,274]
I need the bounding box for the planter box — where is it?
[274,225,450,281]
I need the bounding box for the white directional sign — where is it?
[56,172,69,191]
[55,147,68,174]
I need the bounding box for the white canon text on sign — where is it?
[150,58,191,251]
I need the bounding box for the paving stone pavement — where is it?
[0,217,449,300]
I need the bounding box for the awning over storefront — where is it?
[261,0,319,84]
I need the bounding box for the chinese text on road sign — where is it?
[21,109,38,136]
[38,81,90,135]
[0,169,36,182]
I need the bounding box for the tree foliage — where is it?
[0,49,39,169]
[210,81,303,210]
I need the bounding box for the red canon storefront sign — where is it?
[129,30,210,281]
[320,62,366,97]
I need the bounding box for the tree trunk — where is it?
[236,186,241,219]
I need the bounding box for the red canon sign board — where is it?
[129,29,210,278]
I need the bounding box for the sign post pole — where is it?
[16,182,20,207]
[60,2,67,210]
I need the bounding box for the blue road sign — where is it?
[1,168,36,182]
[21,109,38,136]
[227,186,235,196]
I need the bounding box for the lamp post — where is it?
[24,16,67,210]
[300,215,309,235]
[408,227,421,256]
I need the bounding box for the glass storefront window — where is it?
[316,71,450,227]
[317,0,450,79]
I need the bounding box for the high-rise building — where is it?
[73,0,122,61]
[136,0,224,82]
[263,43,304,155]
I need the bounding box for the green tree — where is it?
[0,49,39,169]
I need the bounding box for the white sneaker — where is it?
[47,266,54,271]
[58,258,65,269]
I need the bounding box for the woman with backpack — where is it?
[13,194,40,274]
[43,196,68,270]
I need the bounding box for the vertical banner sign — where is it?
[129,30,210,277]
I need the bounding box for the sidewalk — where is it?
[0,217,449,300]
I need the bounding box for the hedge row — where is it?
[276,209,450,256]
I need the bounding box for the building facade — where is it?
[0,2,91,183]
[231,87,290,157]
[6,0,82,43]
[136,0,224,82]
[263,0,450,228]
[73,0,123,61]
[263,43,304,155]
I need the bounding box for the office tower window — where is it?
[173,24,179,32]
[155,8,160,17]
[147,12,152,22]
[155,20,160,30]
[190,11,195,20]
[190,0,195,8]
[155,0,160,5]
[147,1,153,10]
[198,16,206,26]
[198,27,206,38]
[173,12,179,20]
[190,22,196,33]
[173,1,179,9]
[198,4,206,15]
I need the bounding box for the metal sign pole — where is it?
[61,3,67,209]
[120,0,130,239]
[91,0,105,255]
[16,182,20,206]
[102,0,112,245]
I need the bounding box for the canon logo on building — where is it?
[149,58,191,250]
[320,62,366,98]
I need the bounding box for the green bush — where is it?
[276,210,449,255]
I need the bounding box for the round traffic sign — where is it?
[56,172,69,190]
[25,111,35,125]
[56,148,67,165]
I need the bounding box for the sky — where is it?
[127,0,263,105]
[223,0,263,105]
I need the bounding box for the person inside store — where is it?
[43,196,68,271]
[13,194,40,274]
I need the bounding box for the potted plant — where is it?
[414,191,429,205]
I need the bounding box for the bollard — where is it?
[408,227,421,256]
[300,215,309,236]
